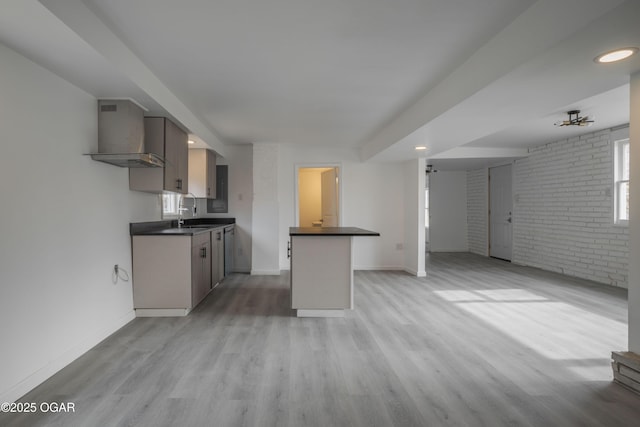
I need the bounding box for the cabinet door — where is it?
[206,165,228,213]
[164,118,188,193]
[212,229,224,284]
[191,242,203,308]
[130,117,187,194]
[188,149,216,199]
[191,238,211,307]
[206,149,217,198]
[176,126,188,194]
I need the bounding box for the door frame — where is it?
[294,163,343,227]
[488,162,514,261]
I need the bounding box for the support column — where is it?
[251,143,281,275]
[403,157,426,277]
[612,72,640,392]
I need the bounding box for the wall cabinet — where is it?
[207,165,228,213]
[129,117,188,194]
[188,149,216,198]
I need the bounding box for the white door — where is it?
[489,164,513,261]
[321,168,338,227]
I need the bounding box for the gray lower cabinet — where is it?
[224,225,234,276]
[212,228,224,284]
[290,235,353,311]
[132,232,215,316]
[191,232,212,308]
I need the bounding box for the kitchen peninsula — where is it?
[289,227,380,317]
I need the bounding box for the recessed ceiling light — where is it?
[188,139,195,144]
[595,47,638,63]
[415,146,427,151]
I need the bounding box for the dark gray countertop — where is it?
[131,218,235,236]
[289,227,380,236]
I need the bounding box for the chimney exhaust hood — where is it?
[87,99,165,168]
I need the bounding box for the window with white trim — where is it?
[613,128,630,225]
[162,193,181,217]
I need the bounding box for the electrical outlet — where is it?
[238,193,243,201]
[396,243,404,250]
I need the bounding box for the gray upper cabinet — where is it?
[207,165,229,213]
[129,117,188,194]
[188,148,216,198]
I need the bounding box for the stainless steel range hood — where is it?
[87,99,165,168]
[88,152,164,167]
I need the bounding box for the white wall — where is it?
[345,160,406,271]
[276,144,406,271]
[201,145,253,273]
[429,171,469,251]
[0,42,159,403]
[465,128,629,288]
[252,143,280,274]
[513,129,628,287]
[466,168,489,255]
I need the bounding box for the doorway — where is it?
[489,164,513,261]
[296,166,340,227]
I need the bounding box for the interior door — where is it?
[489,164,513,261]
[321,168,338,227]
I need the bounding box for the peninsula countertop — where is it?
[289,227,380,236]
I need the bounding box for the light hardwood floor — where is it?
[2,253,639,426]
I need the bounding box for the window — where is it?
[162,192,181,217]
[425,176,430,229]
[613,128,630,225]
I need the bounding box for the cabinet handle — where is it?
[176,178,182,190]
[216,232,222,241]
[201,247,207,258]
[207,187,210,196]
[287,241,291,259]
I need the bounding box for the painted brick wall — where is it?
[467,168,488,256]
[512,129,629,288]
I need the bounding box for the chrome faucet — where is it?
[177,193,198,228]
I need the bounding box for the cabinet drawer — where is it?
[191,231,210,247]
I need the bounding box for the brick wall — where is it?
[467,168,488,256]
[513,129,628,287]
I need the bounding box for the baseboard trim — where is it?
[0,309,135,404]
[297,309,346,318]
[403,267,427,277]
[135,308,191,317]
[250,269,282,275]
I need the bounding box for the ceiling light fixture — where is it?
[188,139,195,144]
[554,110,594,127]
[595,47,638,63]
[415,145,427,151]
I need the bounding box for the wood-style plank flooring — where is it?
[2,253,639,426]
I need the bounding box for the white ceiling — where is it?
[2,0,639,167]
